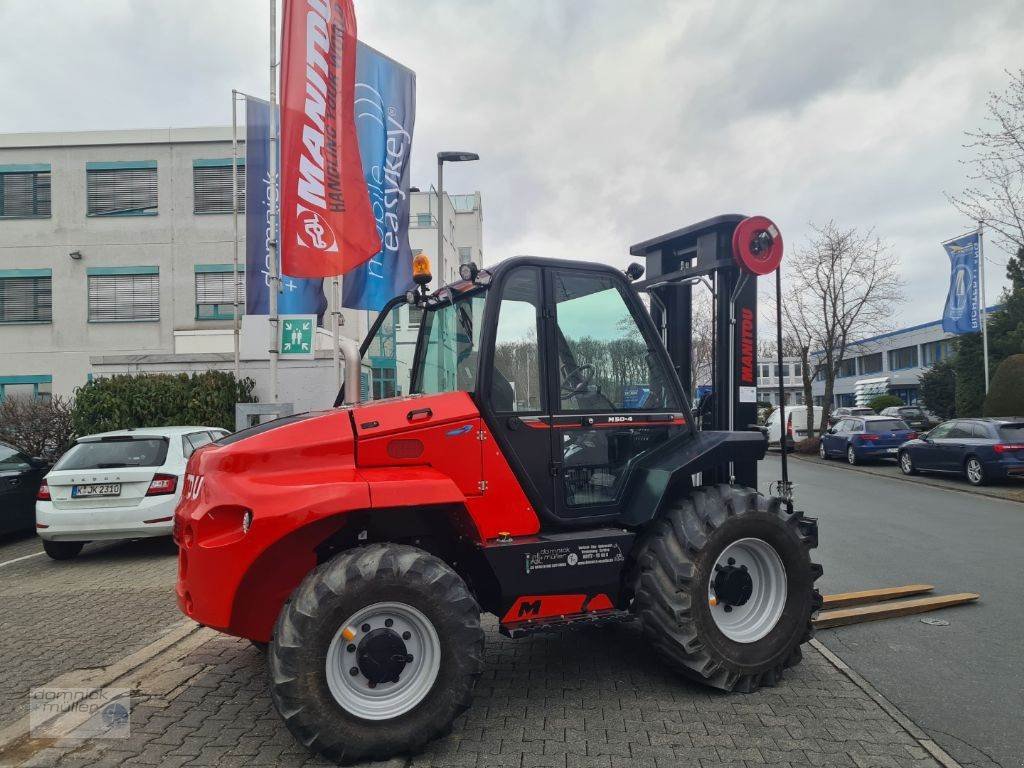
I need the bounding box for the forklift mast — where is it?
[631,214,775,489]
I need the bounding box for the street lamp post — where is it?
[436,151,479,287]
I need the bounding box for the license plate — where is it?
[71,483,121,498]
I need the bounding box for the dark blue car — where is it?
[819,415,916,465]
[898,418,1024,486]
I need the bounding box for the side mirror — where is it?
[919,432,930,442]
[29,456,48,469]
[827,427,836,434]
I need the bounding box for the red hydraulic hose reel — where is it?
[731,215,783,275]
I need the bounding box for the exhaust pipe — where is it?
[338,337,362,405]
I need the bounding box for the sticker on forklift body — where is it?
[525,543,624,574]
[739,386,757,403]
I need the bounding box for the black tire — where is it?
[846,445,858,465]
[250,640,268,653]
[899,450,917,475]
[631,484,822,693]
[42,540,84,560]
[268,543,484,764]
[964,456,987,486]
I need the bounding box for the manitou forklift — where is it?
[175,214,821,764]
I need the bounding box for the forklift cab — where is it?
[355,256,691,528]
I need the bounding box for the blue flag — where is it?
[244,97,327,321]
[941,231,981,335]
[342,43,417,311]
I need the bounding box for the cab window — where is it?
[412,294,486,396]
[491,267,542,412]
[551,270,677,412]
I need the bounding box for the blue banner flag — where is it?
[941,231,982,335]
[244,97,326,321]
[342,44,417,311]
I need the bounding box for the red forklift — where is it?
[175,214,821,764]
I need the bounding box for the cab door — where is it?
[544,267,687,523]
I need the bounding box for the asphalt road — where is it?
[759,453,1023,768]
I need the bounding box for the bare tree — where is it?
[781,221,903,435]
[0,395,76,463]
[690,291,714,396]
[948,68,1024,254]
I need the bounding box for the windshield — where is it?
[53,438,169,470]
[360,293,485,402]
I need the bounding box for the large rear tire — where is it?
[631,485,822,692]
[268,543,484,764]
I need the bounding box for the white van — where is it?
[765,406,823,450]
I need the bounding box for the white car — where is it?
[765,405,823,449]
[35,426,229,560]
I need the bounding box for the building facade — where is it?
[0,128,483,404]
[756,356,805,406]
[809,310,997,408]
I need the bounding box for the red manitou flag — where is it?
[279,0,381,277]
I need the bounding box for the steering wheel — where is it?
[560,363,595,394]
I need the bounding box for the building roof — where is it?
[0,126,234,149]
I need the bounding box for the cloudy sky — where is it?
[1,0,1021,328]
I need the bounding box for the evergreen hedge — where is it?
[982,354,1024,417]
[72,371,257,435]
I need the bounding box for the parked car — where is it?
[765,406,823,450]
[879,405,938,431]
[827,406,875,427]
[0,442,49,536]
[897,418,1024,486]
[35,426,229,560]
[819,415,916,465]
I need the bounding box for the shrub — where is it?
[868,394,903,412]
[920,359,957,420]
[983,354,1024,417]
[72,372,257,435]
[794,436,820,455]
[0,395,77,463]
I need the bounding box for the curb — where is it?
[787,452,1024,505]
[811,639,961,768]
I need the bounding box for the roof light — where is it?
[412,253,432,286]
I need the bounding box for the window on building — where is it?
[0,165,51,218]
[193,159,245,214]
[0,270,52,323]
[195,266,244,320]
[839,358,857,377]
[86,161,157,216]
[888,345,918,370]
[87,268,159,322]
[458,246,472,265]
[859,352,883,374]
[793,362,802,378]
[0,375,52,402]
[836,392,856,407]
[415,212,431,227]
[921,339,953,367]
[406,306,423,327]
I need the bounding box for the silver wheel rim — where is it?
[325,601,440,721]
[901,452,912,473]
[967,460,982,484]
[848,447,855,464]
[819,443,826,458]
[708,538,787,643]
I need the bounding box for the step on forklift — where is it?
[175,214,822,764]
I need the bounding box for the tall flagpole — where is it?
[267,0,280,402]
[978,222,990,393]
[231,90,241,381]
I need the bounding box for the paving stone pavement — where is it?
[0,614,946,768]
[0,536,182,727]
